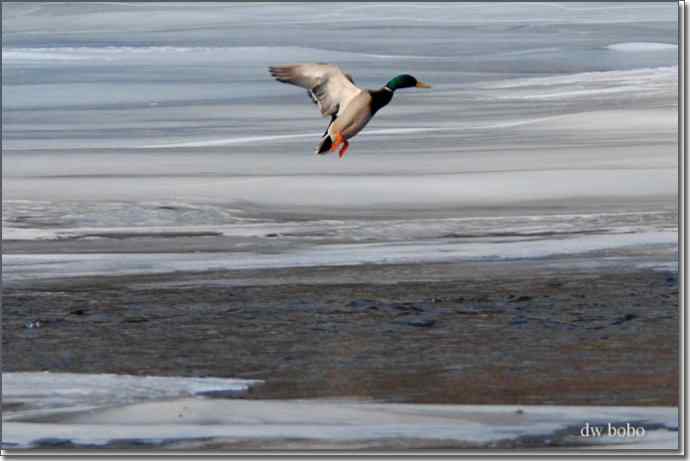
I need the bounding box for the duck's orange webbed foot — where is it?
[330,132,345,153]
[339,140,350,159]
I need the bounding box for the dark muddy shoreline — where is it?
[2,259,679,406]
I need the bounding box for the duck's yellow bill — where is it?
[416,81,432,88]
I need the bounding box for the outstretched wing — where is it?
[307,73,355,106]
[269,64,362,117]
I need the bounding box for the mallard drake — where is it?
[269,64,431,158]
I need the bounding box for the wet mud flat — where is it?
[3,260,679,406]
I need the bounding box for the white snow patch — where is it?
[3,372,260,419]
[607,42,678,52]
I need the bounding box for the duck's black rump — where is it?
[316,135,333,154]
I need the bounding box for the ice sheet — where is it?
[1,169,678,208]
[607,42,678,52]
[1,3,679,280]
[1,230,677,283]
[3,372,259,418]
[1,373,678,450]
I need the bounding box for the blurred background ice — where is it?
[1,2,679,279]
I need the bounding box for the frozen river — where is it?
[2,2,678,280]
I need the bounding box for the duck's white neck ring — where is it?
[383,86,393,92]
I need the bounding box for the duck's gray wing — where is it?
[269,64,362,117]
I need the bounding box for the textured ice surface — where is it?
[607,42,678,52]
[3,372,259,418]
[1,230,677,283]
[2,373,678,449]
[1,2,679,277]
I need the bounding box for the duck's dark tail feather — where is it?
[316,135,332,154]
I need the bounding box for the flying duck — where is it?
[269,64,431,158]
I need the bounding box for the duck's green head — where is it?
[385,74,432,91]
